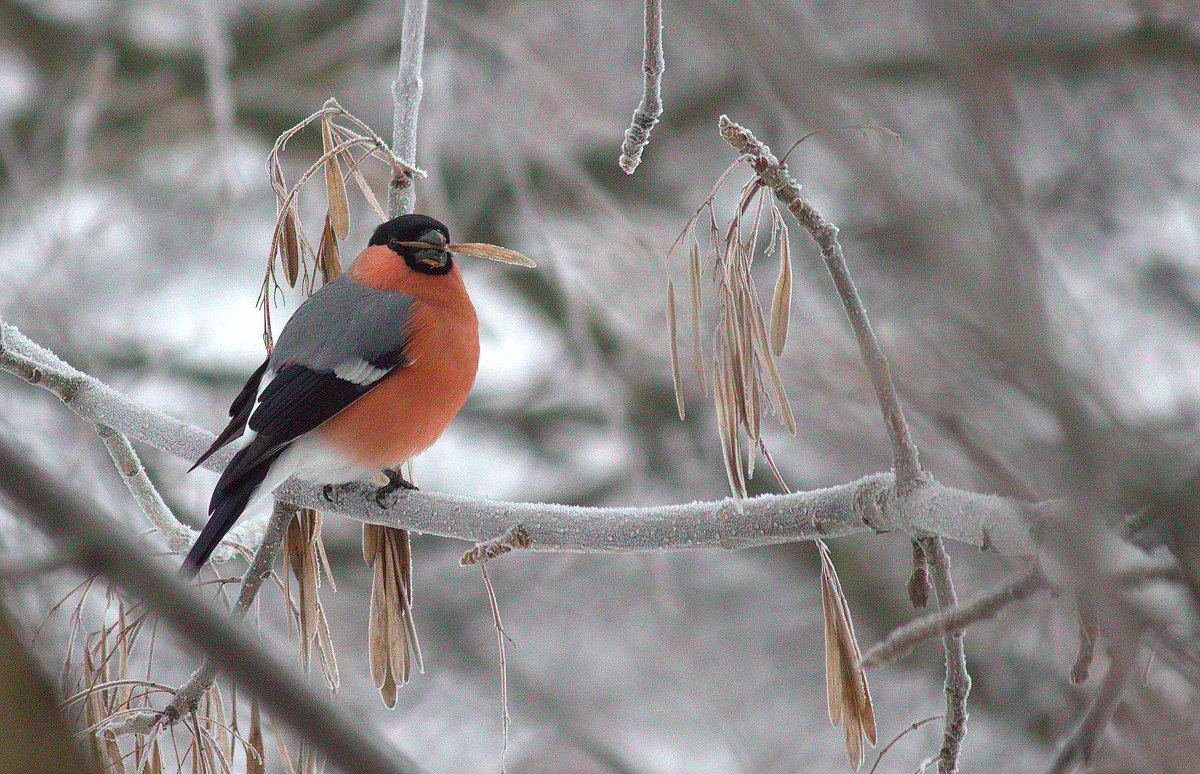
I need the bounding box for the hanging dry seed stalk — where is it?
[363,523,423,708]
[260,97,417,337]
[668,156,875,770]
[283,508,339,692]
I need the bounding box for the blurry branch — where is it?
[1044,644,1140,774]
[619,0,664,173]
[919,536,970,774]
[2,317,1047,556]
[0,320,264,562]
[0,436,424,774]
[195,0,238,197]
[861,563,1050,668]
[388,0,429,217]
[63,47,115,182]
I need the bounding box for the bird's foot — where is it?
[374,468,418,508]
[322,483,336,503]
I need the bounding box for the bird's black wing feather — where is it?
[188,358,271,472]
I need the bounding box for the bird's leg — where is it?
[374,467,418,507]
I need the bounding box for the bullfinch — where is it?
[182,214,478,577]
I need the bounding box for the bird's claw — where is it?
[374,468,418,508]
[322,483,336,503]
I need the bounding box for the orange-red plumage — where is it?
[182,214,481,576]
[322,251,479,468]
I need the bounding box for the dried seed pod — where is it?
[321,115,350,239]
[667,280,684,420]
[770,235,792,356]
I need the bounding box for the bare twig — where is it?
[162,501,299,722]
[619,0,664,173]
[920,536,970,774]
[1045,645,1140,774]
[718,115,924,491]
[388,0,429,216]
[862,564,1050,668]
[868,715,942,774]
[95,424,194,556]
[0,436,424,774]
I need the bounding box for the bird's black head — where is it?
[369,214,453,276]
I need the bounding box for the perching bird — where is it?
[182,214,480,577]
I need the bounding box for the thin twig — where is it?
[920,537,970,774]
[95,424,195,556]
[718,115,924,491]
[162,501,300,722]
[1045,644,1140,774]
[862,564,1049,667]
[0,436,424,774]
[868,715,942,774]
[619,0,664,174]
[388,0,429,217]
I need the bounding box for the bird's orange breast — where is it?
[317,252,480,467]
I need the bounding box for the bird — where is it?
[182,214,480,577]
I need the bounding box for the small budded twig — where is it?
[919,536,970,774]
[619,0,664,174]
[1045,644,1140,774]
[461,524,532,566]
[862,564,1050,668]
[908,539,930,609]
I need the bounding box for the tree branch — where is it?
[388,0,429,217]
[0,435,424,774]
[619,0,664,173]
[862,563,1050,668]
[2,318,1047,557]
[921,536,971,774]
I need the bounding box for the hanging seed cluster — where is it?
[669,169,797,497]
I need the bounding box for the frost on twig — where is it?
[619,0,664,174]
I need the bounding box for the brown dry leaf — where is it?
[150,737,163,774]
[446,242,536,267]
[281,207,300,288]
[247,698,264,774]
[818,540,876,770]
[348,165,388,222]
[317,215,342,282]
[320,116,350,239]
[770,236,792,356]
[667,280,684,420]
[688,239,705,396]
[750,299,796,434]
[365,525,422,707]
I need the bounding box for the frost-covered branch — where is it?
[2,318,1045,557]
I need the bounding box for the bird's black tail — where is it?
[180,442,278,578]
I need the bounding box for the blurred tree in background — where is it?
[2,0,1200,772]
